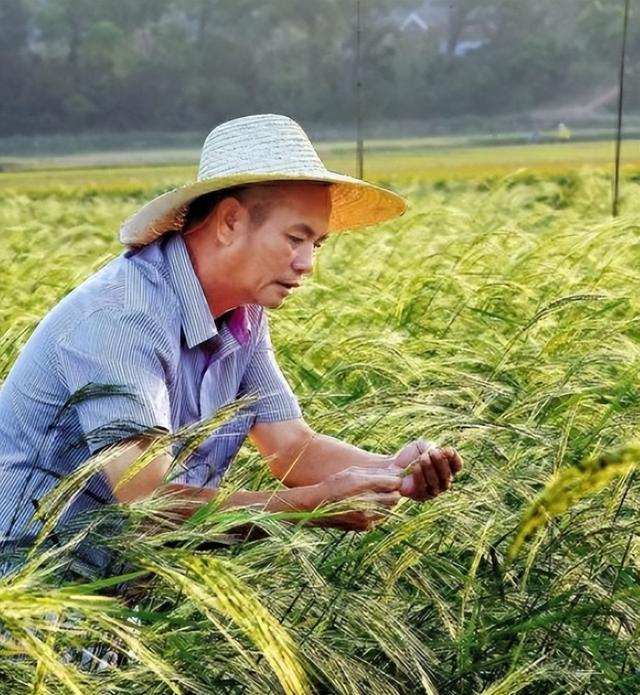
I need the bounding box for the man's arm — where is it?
[250,419,463,501]
[249,419,389,486]
[102,437,402,529]
[103,437,323,513]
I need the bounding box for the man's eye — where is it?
[288,235,304,245]
[313,241,324,250]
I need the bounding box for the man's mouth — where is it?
[276,281,301,290]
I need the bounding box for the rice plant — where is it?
[1,166,639,693]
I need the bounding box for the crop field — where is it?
[1,156,640,693]
[3,136,640,183]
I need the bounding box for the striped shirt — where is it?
[0,232,301,558]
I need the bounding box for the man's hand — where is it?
[313,466,403,531]
[389,440,463,501]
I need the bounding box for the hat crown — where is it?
[120,113,406,247]
[198,114,327,181]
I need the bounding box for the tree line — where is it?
[0,0,636,136]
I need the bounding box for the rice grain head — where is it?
[507,442,640,563]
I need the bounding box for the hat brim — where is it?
[119,171,407,246]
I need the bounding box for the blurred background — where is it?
[0,0,637,170]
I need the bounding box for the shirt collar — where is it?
[163,233,217,348]
[163,233,252,349]
[226,306,251,345]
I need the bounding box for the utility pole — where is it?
[613,0,631,217]
[355,0,364,179]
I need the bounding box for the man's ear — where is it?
[214,196,247,246]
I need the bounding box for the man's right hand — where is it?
[312,467,403,531]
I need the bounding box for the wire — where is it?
[612,0,631,218]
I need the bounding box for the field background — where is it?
[1,139,640,693]
[2,135,640,180]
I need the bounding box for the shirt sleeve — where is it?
[240,312,302,424]
[55,309,172,453]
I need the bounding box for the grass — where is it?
[0,162,639,693]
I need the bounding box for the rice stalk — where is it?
[507,442,640,563]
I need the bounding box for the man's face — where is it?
[233,183,332,309]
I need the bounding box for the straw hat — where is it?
[120,114,406,247]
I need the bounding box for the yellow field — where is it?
[2,138,639,191]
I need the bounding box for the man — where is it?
[0,114,462,571]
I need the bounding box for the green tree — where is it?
[0,0,32,132]
[0,0,635,135]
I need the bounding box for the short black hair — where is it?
[182,180,331,233]
[182,185,251,231]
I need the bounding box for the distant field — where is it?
[1,138,639,189]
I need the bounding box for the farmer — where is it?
[0,114,462,572]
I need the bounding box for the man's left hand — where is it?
[388,439,463,501]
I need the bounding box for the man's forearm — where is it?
[105,433,393,526]
[105,438,325,515]
[163,482,324,518]
[271,432,391,487]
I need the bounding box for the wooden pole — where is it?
[613,0,631,217]
[355,0,364,179]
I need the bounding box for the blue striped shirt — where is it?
[0,232,301,551]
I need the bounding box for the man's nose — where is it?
[292,242,314,275]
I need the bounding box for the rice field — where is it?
[3,136,640,183]
[1,155,639,693]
